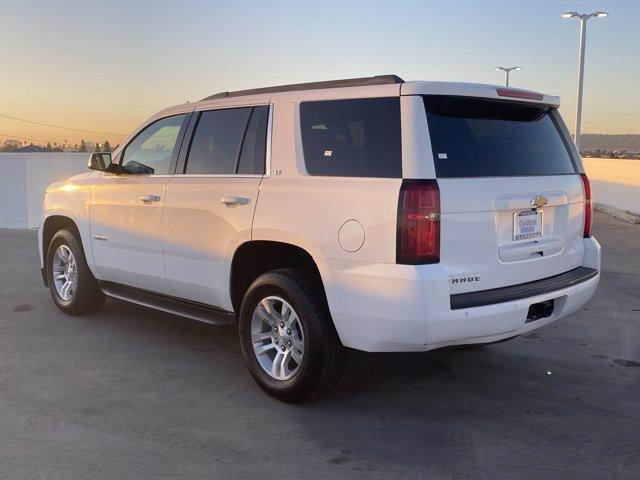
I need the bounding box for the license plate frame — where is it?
[513,209,543,241]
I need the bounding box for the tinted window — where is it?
[122,114,185,175]
[186,108,251,174]
[423,96,576,177]
[237,106,269,175]
[300,98,402,178]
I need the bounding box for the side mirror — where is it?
[88,152,112,171]
[88,153,127,174]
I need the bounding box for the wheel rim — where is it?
[52,245,77,301]
[250,296,305,381]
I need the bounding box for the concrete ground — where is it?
[0,211,638,480]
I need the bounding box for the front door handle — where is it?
[139,194,161,203]
[220,196,250,206]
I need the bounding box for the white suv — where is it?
[39,75,600,402]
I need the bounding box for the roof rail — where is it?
[201,74,404,101]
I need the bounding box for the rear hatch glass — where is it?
[423,95,579,177]
[420,95,587,298]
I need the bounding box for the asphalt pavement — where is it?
[0,211,638,479]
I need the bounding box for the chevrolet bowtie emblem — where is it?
[531,195,548,209]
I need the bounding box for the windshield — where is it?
[423,96,578,177]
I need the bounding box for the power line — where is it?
[0,132,117,148]
[0,131,65,145]
[0,113,127,136]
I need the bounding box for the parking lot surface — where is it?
[1,211,638,480]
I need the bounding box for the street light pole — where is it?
[575,17,587,151]
[493,66,521,87]
[562,11,609,150]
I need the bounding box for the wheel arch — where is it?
[42,215,81,259]
[41,215,94,283]
[229,240,329,314]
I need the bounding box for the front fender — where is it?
[40,179,98,278]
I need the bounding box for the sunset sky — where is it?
[1,0,637,147]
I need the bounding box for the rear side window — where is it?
[300,97,401,178]
[185,106,268,175]
[237,106,269,175]
[423,96,577,177]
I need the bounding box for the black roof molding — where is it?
[201,75,404,101]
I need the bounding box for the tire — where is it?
[238,268,346,403]
[46,229,105,315]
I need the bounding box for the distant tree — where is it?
[45,142,52,151]
[102,140,111,153]
[73,143,79,151]
[79,139,87,152]
[94,142,101,153]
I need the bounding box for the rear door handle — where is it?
[139,194,161,203]
[220,196,250,206]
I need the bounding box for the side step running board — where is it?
[100,282,236,326]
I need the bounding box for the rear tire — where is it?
[238,268,346,403]
[46,229,105,315]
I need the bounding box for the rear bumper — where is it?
[321,236,601,352]
[450,266,597,310]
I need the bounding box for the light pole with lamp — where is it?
[561,11,609,150]
[493,66,521,87]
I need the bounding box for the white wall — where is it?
[0,153,88,228]
[0,154,638,229]
[583,158,640,216]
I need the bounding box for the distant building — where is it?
[13,144,48,153]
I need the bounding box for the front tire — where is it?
[239,268,346,403]
[46,229,105,315]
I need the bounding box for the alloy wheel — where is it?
[52,244,77,301]
[251,296,305,380]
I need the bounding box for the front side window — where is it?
[300,97,402,178]
[184,106,269,175]
[122,114,186,175]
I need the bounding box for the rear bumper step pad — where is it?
[450,266,598,310]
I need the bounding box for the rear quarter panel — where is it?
[251,96,402,264]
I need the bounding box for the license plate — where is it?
[513,209,543,241]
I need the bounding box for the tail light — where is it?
[580,173,592,238]
[397,179,440,264]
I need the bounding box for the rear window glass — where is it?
[186,107,251,175]
[300,97,401,178]
[423,96,577,177]
[237,105,269,175]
